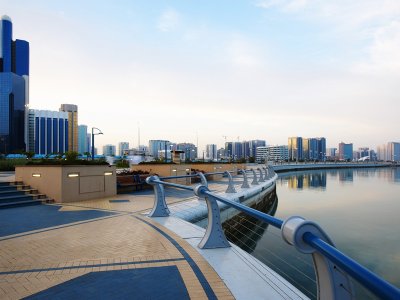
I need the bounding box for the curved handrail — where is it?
[146,167,400,300]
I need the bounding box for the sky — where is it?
[2,0,400,153]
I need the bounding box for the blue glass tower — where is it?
[0,15,29,153]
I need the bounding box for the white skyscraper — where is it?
[206,144,218,161]
[118,142,129,156]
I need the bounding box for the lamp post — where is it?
[91,127,103,160]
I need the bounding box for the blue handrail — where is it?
[303,232,400,300]
[151,179,194,191]
[147,171,400,300]
[203,190,284,229]
[160,171,234,180]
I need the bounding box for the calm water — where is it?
[247,167,400,299]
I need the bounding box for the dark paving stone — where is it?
[26,266,190,300]
[0,205,115,237]
[109,199,130,203]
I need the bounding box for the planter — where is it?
[15,165,116,203]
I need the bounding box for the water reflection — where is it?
[279,171,327,190]
[274,167,400,299]
[222,189,278,253]
[222,167,400,299]
[222,188,317,299]
[279,167,400,189]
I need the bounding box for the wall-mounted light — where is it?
[32,173,41,178]
[185,168,190,172]
[172,169,177,172]
[68,173,79,178]
[104,171,113,176]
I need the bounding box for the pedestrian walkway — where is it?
[0,196,234,299]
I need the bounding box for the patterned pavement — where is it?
[0,188,234,299]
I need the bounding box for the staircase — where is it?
[0,181,53,209]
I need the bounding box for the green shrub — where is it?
[0,158,27,171]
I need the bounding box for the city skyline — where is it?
[2,1,400,151]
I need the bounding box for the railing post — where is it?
[241,169,250,189]
[197,172,208,188]
[225,171,237,193]
[251,169,259,185]
[145,176,170,217]
[262,166,269,180]
[257,168,265,182]
[268,165,276,177]
[281,216,354,300]
[194,185,231,249]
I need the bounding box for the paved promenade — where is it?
[0,186,235,299]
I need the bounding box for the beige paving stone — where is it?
[0,184,236,299]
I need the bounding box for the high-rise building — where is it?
[248,140,266,158]
[387,142,400,162]
[301,137,326,160]
[302,138,310,160]
[225,142,233,159]
[256,145,288,163]
[206,144,217,161]
[59,104,78,152]
[288,137,303,161]
[103,144,116,156]
[28,109,68,155]
[377,144,387,161]
[217,148,225,160]
[0,16,29,153]
[118,142,129,156]
[233,142,243,160]
[78,125,88,155]
[338,142,353,160]
[177,143,197,161]
[326,148,337,159]
[149,140,170,158]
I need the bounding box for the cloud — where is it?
[256,1,400,74]
[225,35,265,68]
[355,20,400,74]
[157,8,180,32]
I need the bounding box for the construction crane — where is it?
[222,135,228,146]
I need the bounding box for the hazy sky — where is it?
[2,0,400,152]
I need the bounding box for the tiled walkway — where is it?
[0,188,235,299]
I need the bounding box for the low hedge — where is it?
[25,159,109,166]
[0,159,27,171]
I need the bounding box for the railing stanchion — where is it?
[225,171,237,193]
[241,169,250,189]
[251,169,259,185]
[195,185,230,249]
[197,172,208,188]
[146,175,170,217]
[262,166,269,180]
[257,168,265,182]
[281,216,354,300]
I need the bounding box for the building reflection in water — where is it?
[278,167,400,189]
[279,172,327,190]
[339,169,354,182]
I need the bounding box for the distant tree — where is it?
[84,152,91,160]
[65,151,79,161]
[248,156,255,163]
[116,159,129,168]
[24,151,35,160]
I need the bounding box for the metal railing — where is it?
[145,166,400,300]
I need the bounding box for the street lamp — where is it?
[91,127,103,160]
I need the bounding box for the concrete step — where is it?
[0,198,53,209]
[0,181,23,186]
[0,184,30,191]
[0,193,47,203]
[0,189,38,197]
